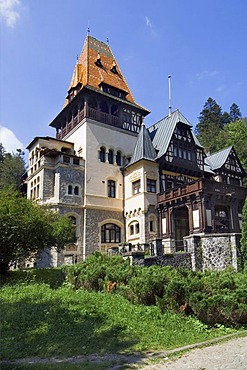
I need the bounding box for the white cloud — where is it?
[145,16,152,28]
[216,85,227,93]
[0,125,24,153]
[0,0,21,28]
[196,70,218,80]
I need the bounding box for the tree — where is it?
[215,118,247,174]
[240,198,247,269]
[0,143,5,163]
[229,103,242,123]
[195,97,229,153]
[0,146,26,191]
[0,189,75,274]
[195,98,241,154]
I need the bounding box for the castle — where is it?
[26,35,246,270]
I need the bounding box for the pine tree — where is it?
[229,103,242,122]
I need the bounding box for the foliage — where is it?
[195,98,242,154]
[0,189,75,274]
[229,102,242,122]
[63,252,134,291]
[240,198,247,268]
[0,145,26,192]
[195,97,229,153]
[215,118,247,174]
[0,282,236,360]
[62,254,247,327]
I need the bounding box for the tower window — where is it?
[116,151,121,166]
[68,185,73,195]
[108,149,114,164]
[74,186,79,196]
[108,180,116,198]
[99,147,106,162]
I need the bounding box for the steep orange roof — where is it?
[66,35,135,105]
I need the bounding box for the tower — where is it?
[26,35,149,264]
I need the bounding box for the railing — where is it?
[158,179,246,203]
[56,106,140,139]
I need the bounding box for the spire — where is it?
[168,75,172,116]
[65,35,136,105]
[127,123,156,166]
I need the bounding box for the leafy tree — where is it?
[240,198,247,269]
[0,189,75,274]
[0,146,26,191]
[229,103,242,122]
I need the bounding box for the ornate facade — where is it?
[26,35,246,270]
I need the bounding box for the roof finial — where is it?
[168,75,172,116]
[87,20,90,35]
[106,37,109,45]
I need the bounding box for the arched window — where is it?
[101,224,120,243]
[129,222,140,236]
[100,101,109,114]
[69,216,77,239]
[68,185,73,195]
[74,186,79,196]
[99,147,106,162]
[108,180,116,198]
[108,149,114,164]
[116,151,121,166]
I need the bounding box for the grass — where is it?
[0,283,239,362]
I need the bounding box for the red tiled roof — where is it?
[66,36,135,105]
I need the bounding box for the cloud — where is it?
[0,0,21,28]
[216,85,227,93]
[196,70,219,80]
[0,125,24,153]
[145,16,152,28]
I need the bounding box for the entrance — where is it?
[173,206,189,251]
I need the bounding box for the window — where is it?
[116,151,121,166]
[68,185,73,195]
[101,223,120,243]
[73,158,80,165]
[69,216,77,239]
[150,220,154,232]
[108,180,116,198]
[74,186,79,196]
[147,179,156,193]
[108,149,114,164]
[99,147,106,162]
[63,155,70,163]
[129,222,140,236]
[133,179,141,195]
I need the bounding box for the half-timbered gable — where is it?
[206,146,245,186]
[148,110,204,192]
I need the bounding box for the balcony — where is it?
[158,179,246,204]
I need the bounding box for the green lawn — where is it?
[0,283,238,361]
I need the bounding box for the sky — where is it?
[0,0,247,155]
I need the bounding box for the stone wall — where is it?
[132,252,192,269]
[84,208,124,256]
[200,233,238,271]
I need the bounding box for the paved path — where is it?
[141,335,247,370]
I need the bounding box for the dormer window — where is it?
[95,53,103,67]
[111,61,118,74]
